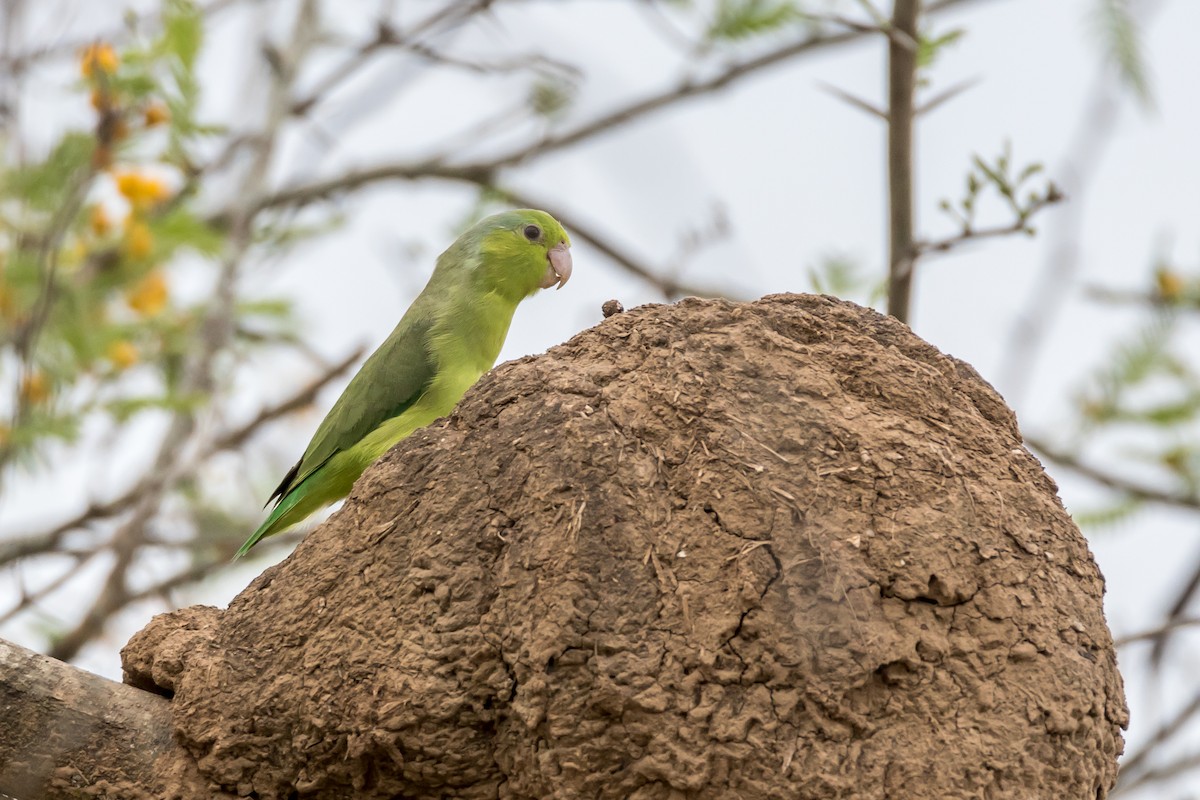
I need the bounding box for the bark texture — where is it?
[0,636,188,799]
[121,294,1127,799]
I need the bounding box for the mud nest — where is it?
[124,294,1128,799]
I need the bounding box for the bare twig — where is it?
[42,1,324,661]
[123,532,306,606]
[818,80,887,120]
[1027,438,1200,511]
[250,12,964,221]
[485,26,868,171]
[0,0,244,71]
[1085,284,1200,310]
[0,347,361,567]
[290,20,397,117]
[241,162,494,219]
[885,0,919,323]
[915,189,1065,257]
[915,77,981,116]
[1115,615,1200,648]
[1115,750,1200,796]
[0,551,93,626]
[1116,690,1200,791]
[212,346,365,452]
[1147,556,1200,667]
[997,0,1165,404]
[498,186,742,299]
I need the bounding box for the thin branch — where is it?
[1086,284,1200,310]
[1115,615,1200,648]
[1116,690,1200,790]
[1115,750,1200,796]
[915,77,981,116]
[32,1,325,663]
[211,346,365,452]
[997,0,1166,404]
[1027,438,1200,511]
[0,551,93,626]
[0,347,361,567]
[247,18,929,220]
[484,26,868,171]
[0,0,244,71]
[290,20,397,117]
[885,0,919,323]
[124,532,306,606]
[241,162,494,219]
[291,3,569,117]
[1147,556,1200,667]
[498,186,743,300]
[818,80,887,120]
[244,0,988,223]
[915,189,1065,257]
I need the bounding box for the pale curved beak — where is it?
[542,241,572,290]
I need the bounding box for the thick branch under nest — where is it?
[107,294,1127,798]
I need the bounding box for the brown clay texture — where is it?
[123,294,1128,799]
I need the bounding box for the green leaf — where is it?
[107,391,204,422]
[4,133,94,211]
[1093,0,1152,106]
[1071,495,1143,530]
[161,0,203,69]
[529,76,576,119]
[154,207,225,257]
[708,0,799,41]
[806,254,884,307]
[236,299,294,319]
[1133,395,1200,427]
[917,28,965,70]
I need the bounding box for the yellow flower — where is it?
[89,88,112,112]
[127,270,168,316]
[143,103,170,127]
[1155,267,1184,301]
[114,171,171,211]
[81,43,119,79]
[89,205,111,236]
[123,219,154,260]
[20,372,50,405]
[106,340,139,370]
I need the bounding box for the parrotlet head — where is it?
[464,209,573,301]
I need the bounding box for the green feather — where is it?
[235,210,571,558]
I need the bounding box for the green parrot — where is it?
[235,209,572,558]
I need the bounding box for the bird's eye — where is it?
[523,224,542,241]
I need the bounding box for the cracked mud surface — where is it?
[123,294,1127,799]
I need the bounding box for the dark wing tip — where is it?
[266,460,302,509]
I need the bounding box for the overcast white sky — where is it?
[2,1,1199,795]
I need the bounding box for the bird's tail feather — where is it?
[234,488,303,560]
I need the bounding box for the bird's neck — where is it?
[434,289,519,376]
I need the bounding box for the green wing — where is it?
[267,315,437,507]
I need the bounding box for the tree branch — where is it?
[249,4,988,220]
[0,636,176,800]
[915,188,1065,257]
[1027,438,1200,512]
[1114,750,1200,796]
[1116,689,1200,790]
[0,346,361,568]
[1115,615,1200,648]
[885,0,919,323]
[497,186,743,299]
